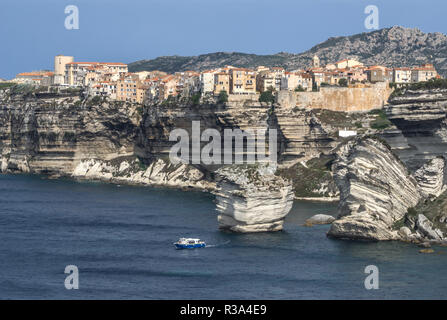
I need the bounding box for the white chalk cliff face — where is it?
[328,137,422,241]
[413,157,445,198]
[72,157,215,191]
[213,164,294,233]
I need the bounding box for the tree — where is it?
[259,89,275,104]
[338,78,348,87]
[294,85,305,92]
[218,90,228,103]
[191,93,201,105]
[312,82,318,92]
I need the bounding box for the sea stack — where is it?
[213,163,294,232]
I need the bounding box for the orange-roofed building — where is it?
[15,71,54,85]
[115,73,147,104]
[158,75,180,100]
[65,62,128,86]
[214,72,230,95]
[228,68,256,94]
[365,66,393,83]
[411,64,438,83]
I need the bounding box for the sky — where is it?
[0,0,446,79]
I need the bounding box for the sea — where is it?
[0,174,446,299]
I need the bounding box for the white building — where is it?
[411,64,438,83]
[338,129,357,138]
[200,70,216,95]
[393,68,412,83]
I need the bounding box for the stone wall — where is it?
[277,82,392,112]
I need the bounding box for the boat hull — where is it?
[174,243,206,249]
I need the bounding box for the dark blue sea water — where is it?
[0,174,446,299]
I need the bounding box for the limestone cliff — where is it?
[328,137,422,241]
[0,88,212,191]
[384,88,447,171]
[328,135,447,243]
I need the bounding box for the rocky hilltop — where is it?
[129,26,447,77]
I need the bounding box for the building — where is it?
[53,55,74,85]
[65,62,128,86]
[228,68,256,94]
[200,70,216,95]
[158,75,180,100]
[310,69,325,88]
[175,71,200,97]
[333,59,363,69]
[256,68,284,92]
[214,72,230,95]
[366,66,393,83]
[312,55,320,68]
[411,64,438,82]
[256,66,270,73]
[346,67,367,83]
[393,67,412,83]
[324,71,343,85]
[116,73,146,103]
[281,72,298,91]
[270,67,285,91]
[281,72,313,91]
[14,71,54,85]
[256,70,275,93]
[90,81,117,99]
[299,73,313,91]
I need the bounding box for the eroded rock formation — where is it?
[213,164,294,232]
[328,137,422,240]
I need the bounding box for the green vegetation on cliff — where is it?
[391,78,447,98]
[0,82,14,90]
[369,109,392,130]
[278,155,336,198]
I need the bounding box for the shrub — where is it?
[217,90,228,103]
[294,85,305,92]
[190,93,201,105]
[338,78,348,87]
[370,118,392,130]
[63,131,77,142]
[369,108,392,130]
[0,82,14,90]
[90,96,102,105]
[259,89,275,104]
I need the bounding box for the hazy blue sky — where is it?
[0,0,446,78]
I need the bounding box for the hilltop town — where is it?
[3,54,441,105]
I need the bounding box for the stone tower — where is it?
[53,55,74,85]
[312,55,320,68]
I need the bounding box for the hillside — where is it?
[129,26,447,76]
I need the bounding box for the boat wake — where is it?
[206,240,231,248]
